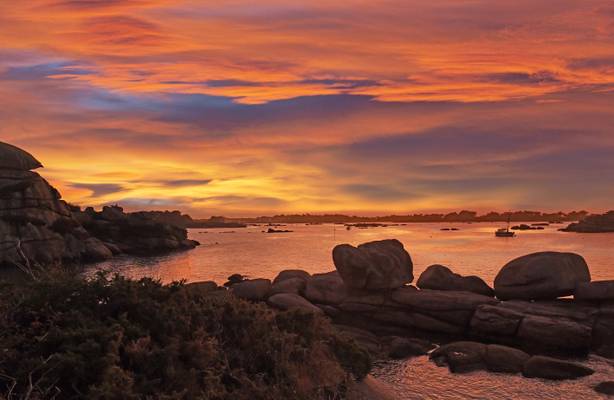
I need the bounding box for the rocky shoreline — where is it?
[563,211,614,233]
[0,142,198,270]
[194,239,614,392]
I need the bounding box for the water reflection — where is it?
[89,222,614,284]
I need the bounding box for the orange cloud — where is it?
[1,0,613,215]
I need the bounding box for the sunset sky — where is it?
[1,0,613,217]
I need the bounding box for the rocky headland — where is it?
[0,141,198,270]
[563,211,614,233]
[209,239,614,388]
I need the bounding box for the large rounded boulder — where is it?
[417,264,494,296]
[333,239,413,290]
[0,141,43,170]
[494,252,590,300]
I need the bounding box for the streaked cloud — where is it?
[0,0,613,215]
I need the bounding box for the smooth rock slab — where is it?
[267,293,323,314]
[494,252,591,300]
[517,314,592,351]
[469,304,524,336]
[417,264,494,296]
[522,356,594,380]
[270,277,306,296]
[484,344,530,373]
[333,239,413,290]
[304,271,348,305]
[391,288,498,327]
[575,280,614,302]
[230,279,271,301]
[273,269,311,284]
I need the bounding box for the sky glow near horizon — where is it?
[1,0,613,217]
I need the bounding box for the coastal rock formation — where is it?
[563,211,614,233]
[76,205,199,255]
[417,264,494,296]
[223,242,614,383]
[333,239,413,290]
[0,141,198,270]
[494,252,591,300]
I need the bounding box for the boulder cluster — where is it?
[0,142,198,269]
[210,239,614,383]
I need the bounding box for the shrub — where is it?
[0,272,371,399]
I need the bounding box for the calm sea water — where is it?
[89,222,614,284]
[88,222,614,399]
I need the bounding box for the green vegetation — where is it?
[0,273,370,399]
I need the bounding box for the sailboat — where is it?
[495,214,516,237]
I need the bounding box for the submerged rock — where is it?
[430,341,529,374]
[417,264,494,296]
[522,356,594,380]
[494,252,591,300]
[594,381,614,396]
[333,239,413,290]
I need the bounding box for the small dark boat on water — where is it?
[496,228,515,237]
[496,214,516,237]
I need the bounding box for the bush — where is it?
[0,272,371,399]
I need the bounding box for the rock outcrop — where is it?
[563,211,614,233]
[333,239,413,290]
[0,141,198,270]
[494,252,590,300]
[76,205,199,256]
[417,264,494,296]
[223,242,614,381]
